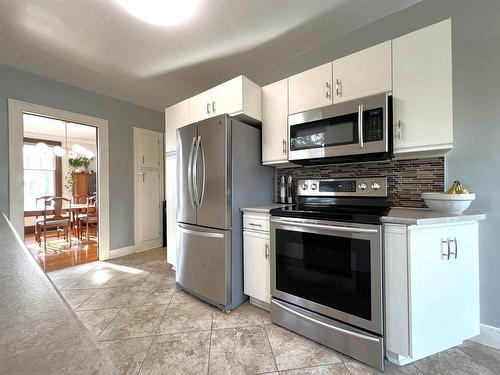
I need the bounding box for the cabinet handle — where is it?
[441,239,451,260]
[265,243,269,259]
[449,237,458,259]
[248,222,262,228]
[396,120,402,140]
[325,82,331,98]
[282,139,286,155]
[212,101,216,114]
[206,102,211,115]
[335,78,342,96]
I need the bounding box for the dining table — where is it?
[24,203,90,217]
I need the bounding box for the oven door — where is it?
[270,217,383,334]
[288,93,389,161]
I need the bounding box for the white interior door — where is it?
[134,128,164,252]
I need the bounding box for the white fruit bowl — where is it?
[421,192,475,214]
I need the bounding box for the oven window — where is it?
[289,112,358,151]
[276,229,371,320]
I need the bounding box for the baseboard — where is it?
[471,324,500,350]
[135,240,163,253]
[109,244,136,258]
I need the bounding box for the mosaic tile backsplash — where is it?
[277,157,445,208]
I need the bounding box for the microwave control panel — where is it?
[364,108,384,142]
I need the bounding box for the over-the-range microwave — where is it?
[288,92,392,165]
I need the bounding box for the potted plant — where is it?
[65,156,94,190]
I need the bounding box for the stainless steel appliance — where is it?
[269,177,389,370]
[288,92,392,165]
[176,114,274,312]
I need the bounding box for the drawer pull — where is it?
[248,222,262,228]
[441,239,451,260]
[449,237,458,259]
[265,243,269,259]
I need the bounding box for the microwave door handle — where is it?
[358,104,364,149]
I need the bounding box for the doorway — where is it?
[22,114,99,271]
[8,99,110,266]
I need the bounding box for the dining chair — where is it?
[34,195,54,243]
[77,196,98,241]
[36,197,72,251]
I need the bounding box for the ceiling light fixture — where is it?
[115,0,199,26]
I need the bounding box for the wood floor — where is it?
[25,230,98,272]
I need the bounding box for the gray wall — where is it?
[0,64,164,250]
[252,0,500,329]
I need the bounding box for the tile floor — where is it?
[48,248,500,375]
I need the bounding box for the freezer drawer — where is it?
[176,223,231,307]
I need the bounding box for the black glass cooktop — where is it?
[270,199,389,225]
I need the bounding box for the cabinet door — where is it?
[262,79,288,164]
[165,153,177,268]
[212,76,243,117]
[409,222,479,360]
[243,230,270,304]
[288,62,333,114]
[165,99,190,153]
[392,19,452,155]
[333,41,392,103]
[139,132,161,169]
[189,90,213,123]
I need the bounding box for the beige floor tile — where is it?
[265,324,342,371]
[140,270,175,289]
[128,282,176,306]
[99,337,153,375]
[260,308,272,324]
[48,261,97,277]
[459,341,500,374]
[76,308,121,339]
[413,347,496,375]
[60,288,98,309]
[63,268,118,290]
[158,299,214,335]
[280,363,351,374]
[99,304,167,341]
[77,287,135,310]
[139,331,210,375]
[209,325,277,374]
[102,271,149,289]
[168,288,201,304]
[212,302,263,330]
[344,360,422,374]
[49,273,84,289]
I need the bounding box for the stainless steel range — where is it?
[269,177,389,371]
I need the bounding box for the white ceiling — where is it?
[23,114,97,143]
[0,0,421,111]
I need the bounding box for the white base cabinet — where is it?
[243,212,271,306]
[384,221,480,365]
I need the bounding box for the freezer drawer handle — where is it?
[273,300,380,343]
[178,226,224,238]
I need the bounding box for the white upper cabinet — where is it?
[333,41,392,103]
[139,132,161,169]
[288,62,333,114]
[262,79,289,165]
[188,89,213,124]
[392,19,453,157]
[165,99,189,153]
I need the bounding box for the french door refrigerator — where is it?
[176,114,274,311]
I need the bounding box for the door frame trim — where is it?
[8,99,111,260]
[133,127,164,253]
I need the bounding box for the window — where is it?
[23,138,62,210]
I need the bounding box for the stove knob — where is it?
[302,184,308,190]
[358,182,368,191]
[371,181,381,190]
[311,183,318,190]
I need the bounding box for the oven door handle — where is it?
[273,299,380,343]
[271,218,378,234]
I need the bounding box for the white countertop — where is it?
[383,207,486,225]
[241,204,293,213]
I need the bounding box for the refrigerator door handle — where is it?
[192,134,201,209]
[197,136,206,208]
[187,136,197,210]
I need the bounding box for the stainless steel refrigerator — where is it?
[176,114,274,311]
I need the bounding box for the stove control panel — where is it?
[297,177,387,197]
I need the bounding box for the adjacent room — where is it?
[1,0,499,374]
[22,113,98,271]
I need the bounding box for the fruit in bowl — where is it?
[422,181,475,214]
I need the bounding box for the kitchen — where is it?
[1,1,500,374]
